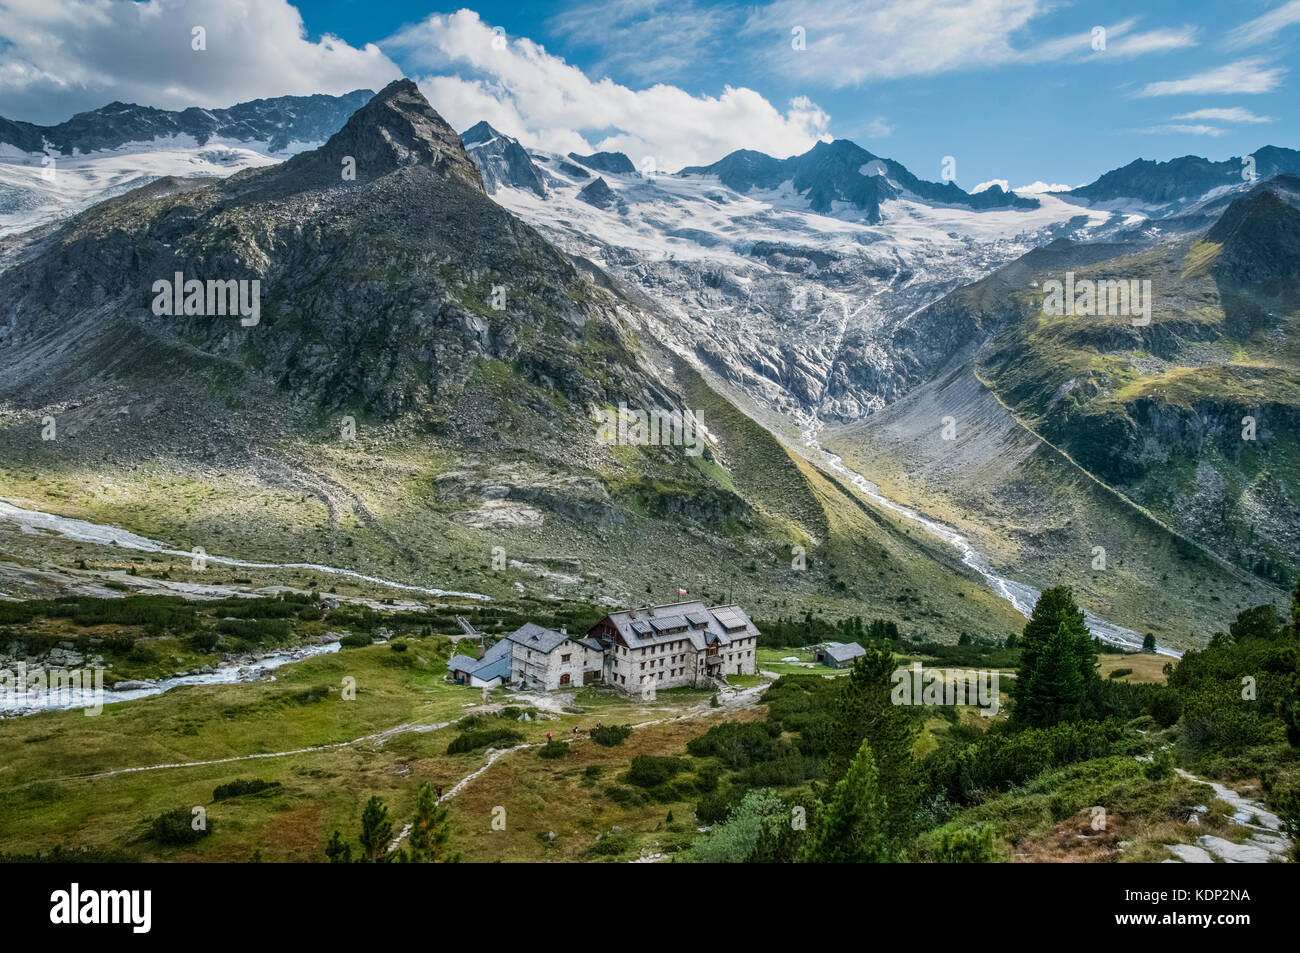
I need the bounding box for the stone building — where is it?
[505,622,604,691]
[585,601,759,693]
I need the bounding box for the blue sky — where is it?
[1,0,1297,191]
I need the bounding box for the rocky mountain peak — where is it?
[461,119,547,197]
[278,78,484,192]
[1206,187,1300,286]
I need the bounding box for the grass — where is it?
[0,632,773,861]
[1098,653,1170,684]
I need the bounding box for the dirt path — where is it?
[1161,766,1291,863]
[37,719,455,784]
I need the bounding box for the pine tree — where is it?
[408,783,455,863]
[803,739,898,863]
[1012,587,1098,726]
[825,643,917,838]
[1020,622,1087,725]
[324,829,352,863]
[1280,576,1300,745]
[358,796,393,863]
[1142,632,1157,653]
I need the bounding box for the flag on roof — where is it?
[677,588,687,595]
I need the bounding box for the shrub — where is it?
[1144,748,1176,781]
[446,727,524,754]
[591,724,632,747]
[390,640,408,653]
[538,740,569,759]
[694,789,741,825]
[626,755,687,788]
[213,779,281,801]
[148,809,210,846]
[1108,667,1133,679]
[686,721,781,768]
[190,630,220,653]
[927,824,998,863]
[588,830,634,857]
[1148,686,1183,727]
[605,786,648,807]
[339,632,371,648]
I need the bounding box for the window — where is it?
[561,653,571,663]
[640,662,645,671]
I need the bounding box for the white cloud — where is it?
[736,3,1194,87]
[1172,107,1275,123]
[1026,19,1197,61]
[0,0,402,123]
[971,179,1009,194]
[1012,181,1077,194]
[1138,124,1227,137]
[743,0,1040,85]
[1135,58,1287,97]
[1226,0,1300,49]
[384,10,832,171]
[863,117,894,138]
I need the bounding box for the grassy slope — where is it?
[977,238,1300,587]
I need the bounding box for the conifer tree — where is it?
[408,783,455,863]
[826,644,917,837]
[358,796,393,863]
[803,739,898,863]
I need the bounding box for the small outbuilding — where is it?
[447,638,511,687]
[815,641,865,669]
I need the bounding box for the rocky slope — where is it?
[918,182,1300,592]
[0,90,374,235]
[0,81,1025,640]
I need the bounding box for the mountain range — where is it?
[0,82,1295,649]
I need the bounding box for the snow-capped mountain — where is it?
[0,90,373,234]
[462,125,1120,422]
[1058,146,1300,211]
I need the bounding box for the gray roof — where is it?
[505,622,571,655]
[447,638,512,677]
[447,653,481,673]
[597,602,759,651]
[823,641,866,663]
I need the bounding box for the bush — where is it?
[148,808,210,846]
[605,786,648,807]
[338,632,372,648]
[1144,748,1175,781]
[588,830,634,857]
[694,789,741,825]
[924,720,1124,805]
[926,824,998,863]
[212,778,281,801]
[591,724,632,747]
[389,640,408,652]
[446,727,524,754]
[538,740,569,759]
[1268,783,1300,862]
[686,721,781,768]
[1108,667,1133,679]
[1148,686,1183,727]
[190,630,220,653]
[626,755,687,788]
